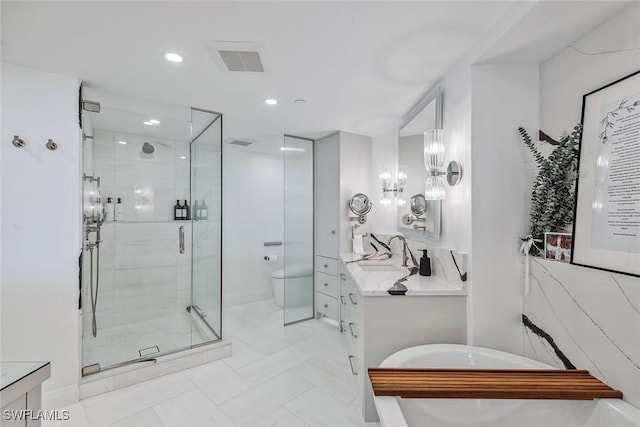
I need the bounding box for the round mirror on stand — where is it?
[410,194,427,217]
[349,193,372,224]
[402,194,427,226]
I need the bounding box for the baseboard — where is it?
[42,384,79,410]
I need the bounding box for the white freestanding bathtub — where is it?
[374,344,640,427]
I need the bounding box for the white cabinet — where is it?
[339,260,467,422]
[314,131,371,323]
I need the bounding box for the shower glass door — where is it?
[282,135,314,325]
[80,87,222,374]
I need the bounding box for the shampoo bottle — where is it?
[419,249,431,276]
[193,200,200,220]
[105,197,114,221]
[183,200,190,220]
[201,200,208,220]
[174,200,182,220]
[115,197,124,221]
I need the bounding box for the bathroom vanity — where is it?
[339,255,467,422]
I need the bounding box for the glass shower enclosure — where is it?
[80,88,222,373]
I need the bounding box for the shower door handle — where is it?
[179,226,185,254]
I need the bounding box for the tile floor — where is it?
[47,299,366,427]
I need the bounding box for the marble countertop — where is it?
[340,253,467,297]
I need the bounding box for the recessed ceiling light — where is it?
[179,156,187,160]
[143,121,154,126]
[294,99,306,104]
[118,141,128,145]
[164,52,183,63]
[280,147,305,152]
[149,119,160,125]
[264,98,278,106]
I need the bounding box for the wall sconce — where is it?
[379,165,408,206]
[424,129,462,200]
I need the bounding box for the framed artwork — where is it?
[545,232,572,263]
[571,70,640,277]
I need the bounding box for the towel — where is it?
[353,235,365,255]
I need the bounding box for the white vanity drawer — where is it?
[315,292,339,320]
[316,271,339,298]
[316,255,339,276]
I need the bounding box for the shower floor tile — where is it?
[82,311,208,370]
[56,298,365,427]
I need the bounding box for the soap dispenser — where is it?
[419,249,431,276]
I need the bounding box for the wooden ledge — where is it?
[368,368,622,400]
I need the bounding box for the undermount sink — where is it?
[358,264,401,272]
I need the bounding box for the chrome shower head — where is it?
[142,142,155,154]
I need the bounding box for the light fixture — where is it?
[118,141,128,145]
[149,119,160,125]
[379,165,408,206]
[179,156,187,160]
[164,52,183,63]
[280,147,305,152]
[143,121,154,126]
[264,98,278,106]
[423,129,462,200]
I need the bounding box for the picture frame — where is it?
[544,232,572,263]
[571,70,640,277]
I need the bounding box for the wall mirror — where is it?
[397,86,442,240]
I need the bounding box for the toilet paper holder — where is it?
[350,223,368,239]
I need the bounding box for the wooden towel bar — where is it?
[368,368,623,400]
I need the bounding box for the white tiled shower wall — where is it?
[82,130,194,366]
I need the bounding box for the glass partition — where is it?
[190,108,222,342]
[282,135,314,325]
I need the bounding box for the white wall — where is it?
[524,2,640,409]
[470,64,539,353]
[222,146,284,306]
[0,63,82,407]
[540,2,640,139]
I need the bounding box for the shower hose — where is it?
[89,243,100,337]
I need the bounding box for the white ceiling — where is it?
[1,1,631,150]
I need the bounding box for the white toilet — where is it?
[271,265,313,307]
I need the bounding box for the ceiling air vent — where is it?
[218,51,264,72]
[228,139,253,147]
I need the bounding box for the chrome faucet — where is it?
[387,235,409,267]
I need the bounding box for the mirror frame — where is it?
[397,85,443,241]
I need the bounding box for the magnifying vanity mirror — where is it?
[401,194,428,228]
[410,193,427,216]
[349,193,372,224]
[397,86,442,240]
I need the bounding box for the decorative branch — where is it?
[519,125,581,254]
